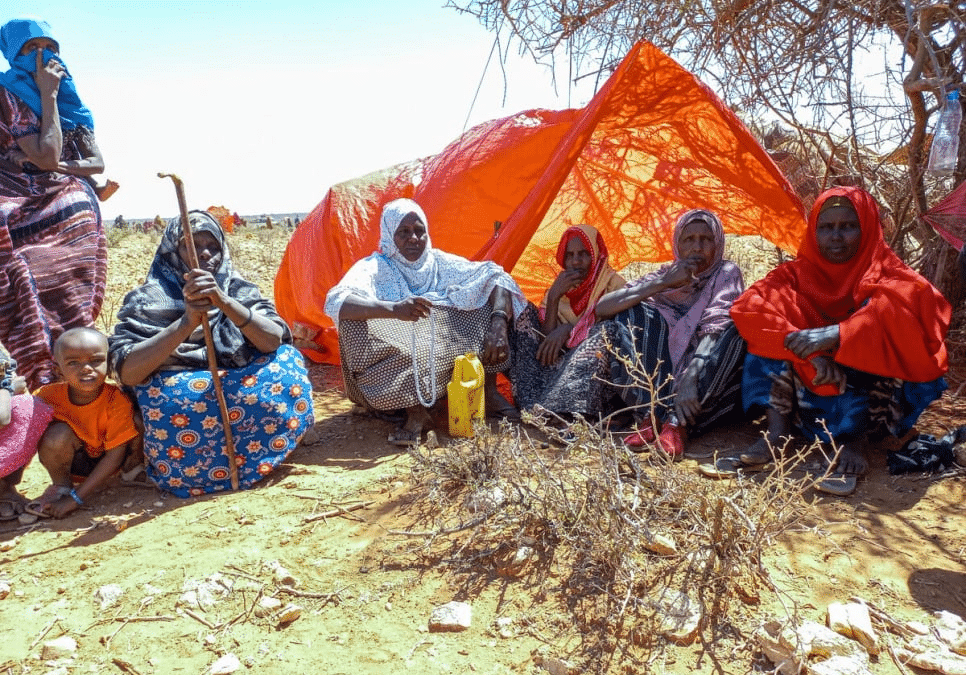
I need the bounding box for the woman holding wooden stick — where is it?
[109,211,314,497]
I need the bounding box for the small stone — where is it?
[276,603,302,625]
[209,653,241,674]
[0,536,18,552]
[42,635,78,660]
[424,430,439,449]
[254,596,283,618]
[153,501,164,507]
[495,616,515,639]
[385,601,392,611]
[300,427,320,445]
[0,582,9,600]
[643,532,677,555]
[264,560,298,587]
[496,546,537,578]
[56,585,67,595]
[464,485,506,514]
[651,589,702,645]
[94,584,123,610]
[17,512,37,525]
[429,601,472,632]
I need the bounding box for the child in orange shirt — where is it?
[34,327,139,518]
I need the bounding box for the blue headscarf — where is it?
[0,18,94,131]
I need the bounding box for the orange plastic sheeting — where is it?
[275,42,805,363]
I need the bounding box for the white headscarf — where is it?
[325,198,526,321]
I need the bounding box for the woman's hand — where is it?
[547,269,584,302]
[809,354,846,390]
[482,315,510,366]
[33,49,64,99]
[660,259,699,289]
[391,297,432,321]
[182,269,228,324]
[673,370,701,427]
[536,324,571,366]
[784,326,840,360]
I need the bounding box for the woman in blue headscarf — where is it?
[0,17,109,388]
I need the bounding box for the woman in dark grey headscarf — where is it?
[109,211,314,497]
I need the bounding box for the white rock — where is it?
[755,619,871,675]
[94,584,123,610]
[827,601,879,654]
[179,574,233,611]
[643,532,677,555]
[464,485,506,514]
[896,635,966,675]
[936,611,966,656]
[209,653,241,674]
[0,581,9,600]
[254,596,283,618]
[263,560,298,587]
[429,601,472,632]
[41,635,77,660]
[495,616,515,639]
[276,603,302,625]
[0,536,18,552]
[651,589,701,645]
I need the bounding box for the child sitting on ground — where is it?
[34,327,139,518]
[0,346,53,520]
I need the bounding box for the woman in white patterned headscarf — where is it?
[326,198,527,445]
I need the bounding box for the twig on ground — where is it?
[181,607,216,629]
[303,500,374,523]
[111,657,144,675]
[277,585,346,605]
[28,616,59,649]
[223,564,261,582]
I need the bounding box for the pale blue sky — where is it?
[7,1,594,219]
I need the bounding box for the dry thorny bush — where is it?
[394,349,840,673]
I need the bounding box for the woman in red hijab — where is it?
[510,225,625,418]
[729,186,950,491]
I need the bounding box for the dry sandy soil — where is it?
[0,227,964,675]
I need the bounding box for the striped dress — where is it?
[0,88,105,389]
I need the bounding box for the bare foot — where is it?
[833,438,868,476]
[388,406,434,446]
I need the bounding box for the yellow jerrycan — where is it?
[448,352,485,437]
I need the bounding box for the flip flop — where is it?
[698,457,743,478]
[814,472,858,496]
[698,456,771,478]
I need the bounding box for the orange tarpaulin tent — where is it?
[275,42,806,363]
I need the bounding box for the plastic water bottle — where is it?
[928,90,962,176]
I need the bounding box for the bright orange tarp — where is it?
[275,42,806,363]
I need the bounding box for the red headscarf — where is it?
[545,225,625,348]
[731,186,950,395]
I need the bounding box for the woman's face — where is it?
[393,212,428,262]
[178,231,222,273]
[678,221,716,273]
[563,236,593,279]
[19,37,58,56]
[815,204,861,264]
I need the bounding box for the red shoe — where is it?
[658,423,686,458]
[624,420,656,448]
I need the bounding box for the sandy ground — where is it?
[0,228,963,675]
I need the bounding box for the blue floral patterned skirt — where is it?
[136,344,314,498]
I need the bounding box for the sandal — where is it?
[698,456,770,478]
[25,484,71,518]
[814,472,858,496]
[0,499,22,522]
[657,423,686,459]
[624,420,656,449]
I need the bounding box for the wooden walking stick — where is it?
[158,172,239,490]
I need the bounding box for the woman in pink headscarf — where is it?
[597,209,747,456]
[510,224,626,418]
